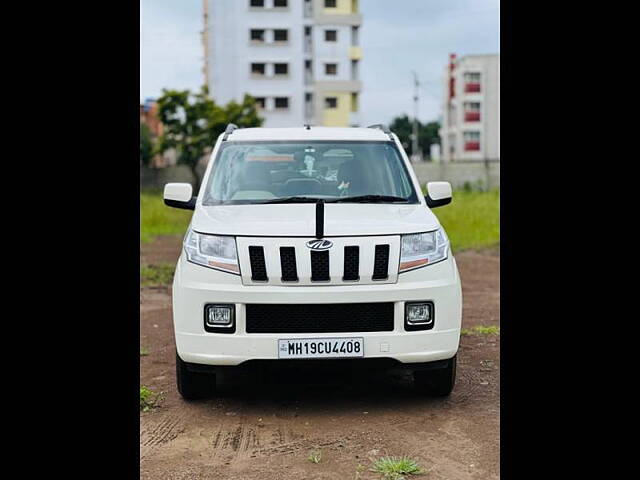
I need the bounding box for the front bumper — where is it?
[173,254,462,366]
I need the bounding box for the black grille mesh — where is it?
[310,250,330,281]
[279,247,298,282]
[249,246,268,281]
[372,244,390,280]
[245,303,394,333]
[343,246,360,281]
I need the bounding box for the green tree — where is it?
[156,86,263,191]
[140,123,154,167]
[389,115,440,160]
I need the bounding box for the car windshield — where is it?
[202,141,419,205]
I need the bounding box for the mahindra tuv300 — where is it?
[164,124,462,399]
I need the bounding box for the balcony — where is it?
[465,82,481,93]
[464,141,480,151]
[464,111,480,122]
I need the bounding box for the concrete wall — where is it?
[411,161,500,191]
[141,161,500,192]
[206,0,307,127]
[204,0,361,127]
[440,54,500,162]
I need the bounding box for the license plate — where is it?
[278,337,364,359]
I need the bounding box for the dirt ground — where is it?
[140,236,500,480]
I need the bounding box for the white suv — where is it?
[164,124,462,399]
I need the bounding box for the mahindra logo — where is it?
[306,239,333,251]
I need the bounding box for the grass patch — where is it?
[140,346,149,357]
[461,325,500,336]
[139,188,499,251]
[140,263,175,287]
[140,386,163,412]
[307,450,322,464]
[371,456,424,479]
[431,188,500,251]
[140,190,192,243]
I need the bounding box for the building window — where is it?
[463,131,480,151]
[464,72,481,93]
[305,92,314,118]
[254,97,266,110]
[351,92,358,112]
[274,63,289,76]
[251,63,266,76]
[304,59,313,84]
[273,0,288,7]
[325,30,337,42]
[325,0,337,8]
[351,26,359,46]
[351,59,359,80]
[275,97,289,110]
[250,29,265,42]
[250,0,264,7]
[325,97,338,109]
[464,102,481,122]
[325,63,338,75]
[273,29,288,42]
[304,0,313,17]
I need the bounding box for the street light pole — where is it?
[411,71,420,162]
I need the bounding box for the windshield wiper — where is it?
[259,196,324,204]
[326,195,409,203]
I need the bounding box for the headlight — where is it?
[399,228,449,272]
[184,229,239,274]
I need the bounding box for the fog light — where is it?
[205,304,235,328]
[405,302,434,325]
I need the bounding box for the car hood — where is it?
[190,203,441,237]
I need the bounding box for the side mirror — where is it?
[425,181,452,208]
[164,183,196,210]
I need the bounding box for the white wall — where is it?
[313,24,351,82]
[206,0,305,127]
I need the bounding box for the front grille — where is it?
[249,246,268,281]
[310,250,330,281]
[279,247,298,282]
[372,244,390,280]
[241,238,395,285]
[245,303,395,333]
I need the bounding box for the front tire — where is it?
[176,352,216,400]
[413,355,457,396]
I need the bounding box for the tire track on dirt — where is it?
[140,411,187,460]
[210,424,262,461]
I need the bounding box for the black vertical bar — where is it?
[372,244,390,280]
[316,200,324,238]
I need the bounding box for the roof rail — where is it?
[222,123,238,141]
[367,124,393,140]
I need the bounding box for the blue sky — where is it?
[140,0,499,125]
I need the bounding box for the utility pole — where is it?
[411,71,420,162]
[202,0,210,96]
